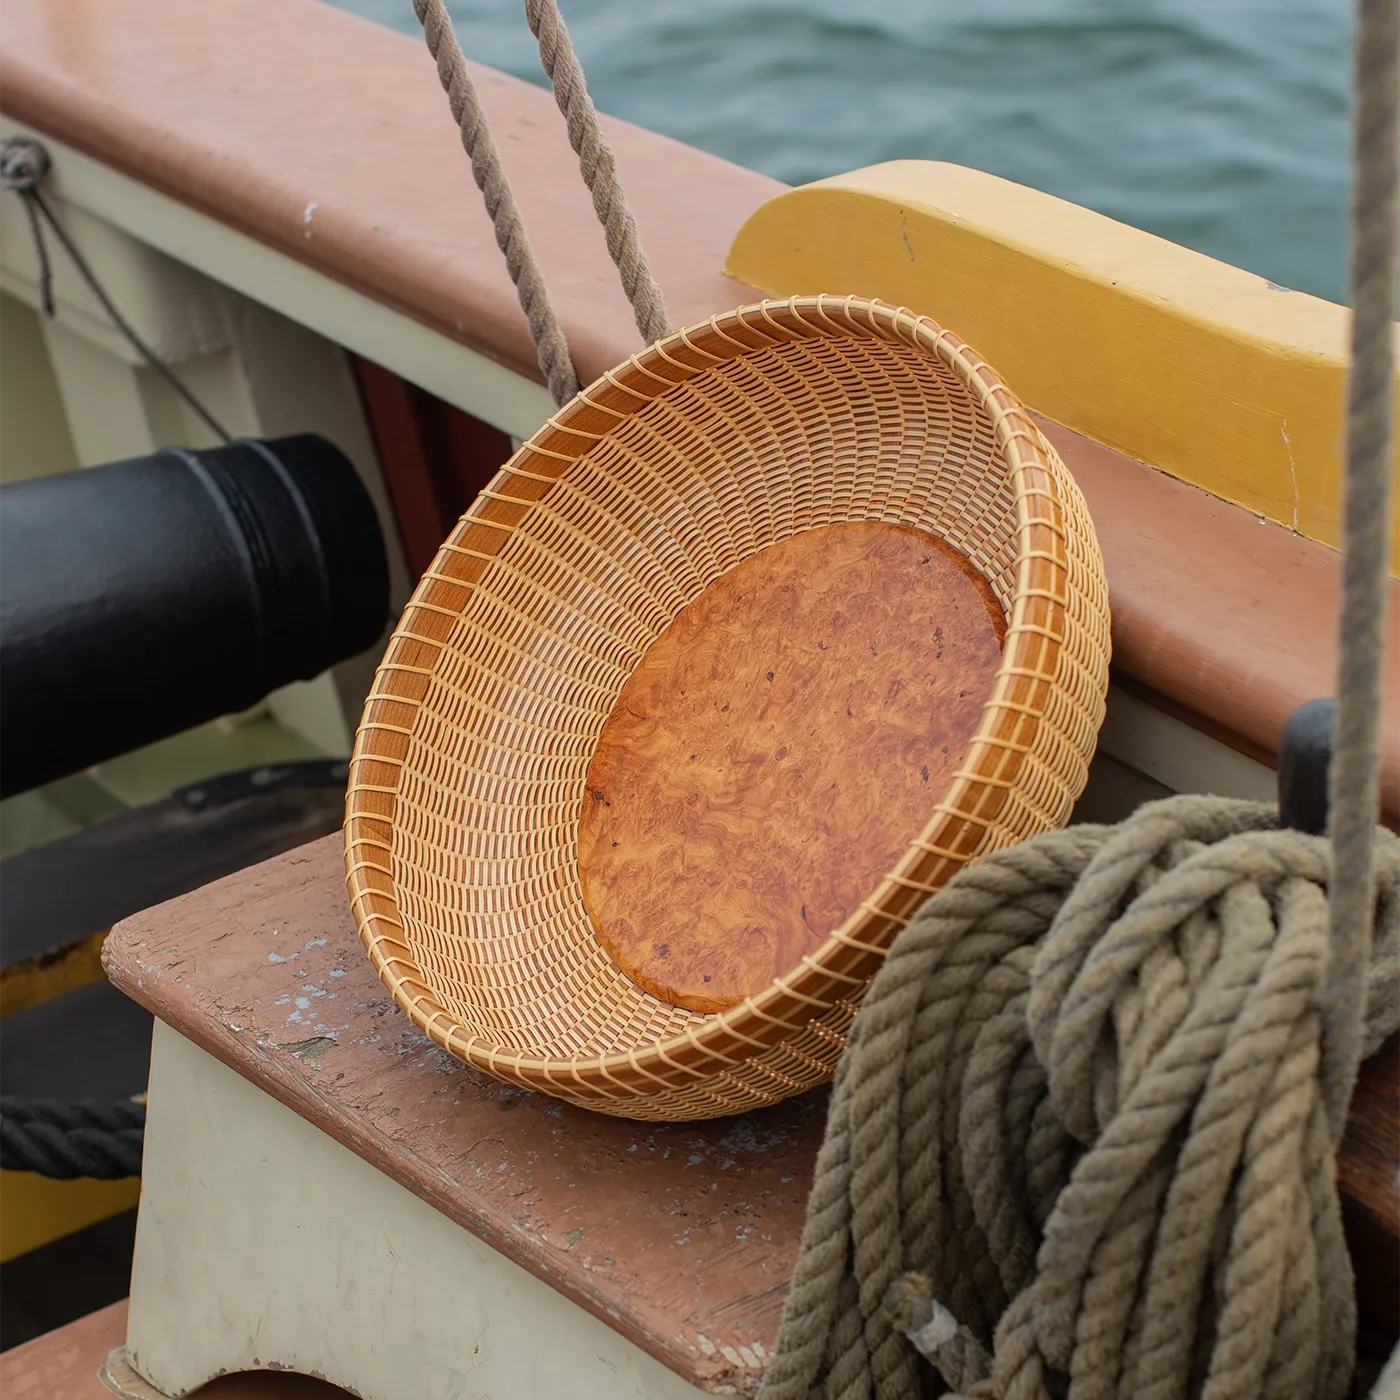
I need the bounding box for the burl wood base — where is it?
[578,522,1005,1013]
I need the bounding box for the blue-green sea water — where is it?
[341,0,1357,305]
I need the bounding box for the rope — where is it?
[757,797,1400,1400]
[1,137,55,316]
[1325,0,1399,1139]
[0,1096,145,1180]
[0,137,234,445]
[523,0,671,345]
[411,0,579,406]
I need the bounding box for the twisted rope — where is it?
[757,797,1400,1400]
[1326,0,1399,1138]
[0,1096,145,1180]
[411,0,671,404]
[523,0,671,345]
[411,0,579,405]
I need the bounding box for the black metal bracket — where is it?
[1277,697,1335,836]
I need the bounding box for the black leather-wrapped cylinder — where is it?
[0,434,389,798]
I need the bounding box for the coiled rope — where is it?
[757,801,1399,1400]
[410,0,670,405]
[758,0,1399,1396]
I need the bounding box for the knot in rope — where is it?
[758,796,1400,1400]
[1,136,50,193]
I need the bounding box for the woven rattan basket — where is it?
[346,295,1110,1120]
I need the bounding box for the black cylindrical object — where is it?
[0,434,389,798]
[1278,697,1335,837]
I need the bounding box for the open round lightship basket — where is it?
[346,295,1110,1121]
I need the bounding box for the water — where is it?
[342,0,1356,305]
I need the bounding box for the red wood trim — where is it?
[351,357,512,579]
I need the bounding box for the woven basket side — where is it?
[387,331,1013,1057]
[346,295,1111,1121]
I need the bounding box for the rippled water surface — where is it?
[341,0,1355,303]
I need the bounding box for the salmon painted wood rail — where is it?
[105,837,814,1397]
[0,0,1395,1377]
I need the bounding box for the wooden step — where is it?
[0,1301,348,1399]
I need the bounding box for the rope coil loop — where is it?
[758,798,1400,1400]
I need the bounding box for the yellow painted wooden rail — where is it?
[0,930,108,1018]
[727,160,1400,573]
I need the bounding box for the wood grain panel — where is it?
[579,522,1005,1012]
[1339,1037,1400,1349]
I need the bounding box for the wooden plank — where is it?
[0,763,349,968]
[0,931,106,1019]
[0,1174,140,1266]
[104,837,820,1395]
[351,356,513,579]
[348,358,445,579]
[0,1301,128,1400]
[125,1027,712,1400]
[1339,1036,1400,1348]
[0,1301,350,1398]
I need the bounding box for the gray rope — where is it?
[523,0,672,345]
[760,6,1399,1397]
[411,0,580,405]
[1325,0,1399,1140]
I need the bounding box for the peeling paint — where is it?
[277,1035,338,1060]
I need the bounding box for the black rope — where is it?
[0,1096,145,1179]
[0,135,233,445]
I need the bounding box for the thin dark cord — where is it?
[16,193,55,316]
[1,137,233,445]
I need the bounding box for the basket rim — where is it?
[345,293,1077,1095]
